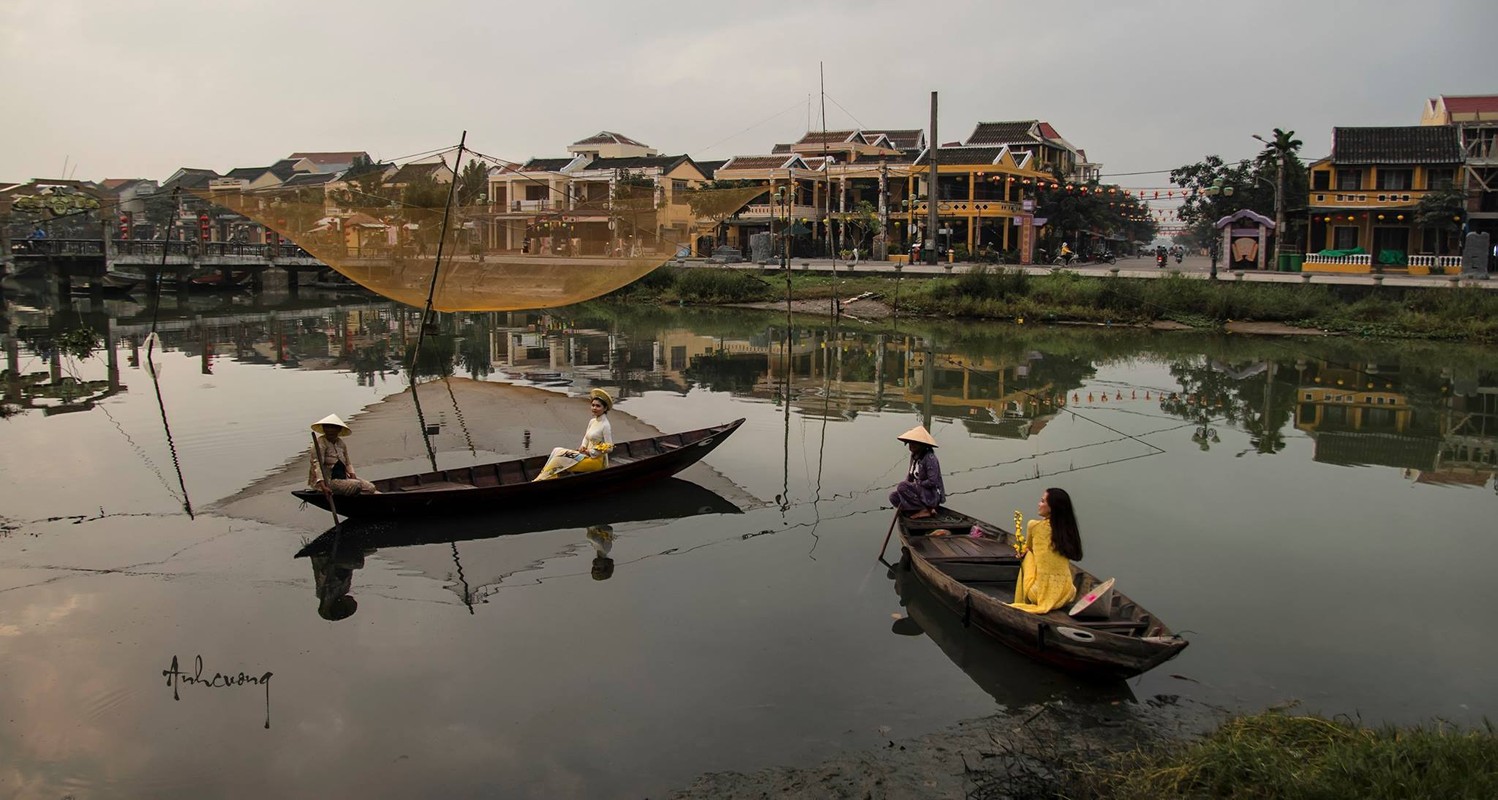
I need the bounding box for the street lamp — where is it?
[1204,178,1234,279]
[1252,133,1286,273]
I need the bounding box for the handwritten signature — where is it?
[162,655,274,729]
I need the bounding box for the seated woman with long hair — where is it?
[1009,487,1084,614]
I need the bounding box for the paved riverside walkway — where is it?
[678,254,1498,290]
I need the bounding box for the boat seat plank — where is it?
[397,481,477,493]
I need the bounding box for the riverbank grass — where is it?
[612,266,1498,341]
[1078,712,1498,799]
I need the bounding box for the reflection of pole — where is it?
[874,334,886,410]
[922,341,935,430]
[410,380,439,473]
[1261,361,1277,450]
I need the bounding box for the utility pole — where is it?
[877,160,889,261]
[927,91,939,265]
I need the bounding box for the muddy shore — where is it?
[668,697,1220,799]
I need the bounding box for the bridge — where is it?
[4,238,328,294]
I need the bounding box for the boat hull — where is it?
[897,507,1187,679]
[293,418,745,518]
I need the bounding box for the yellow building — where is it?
[1304,126,1465,273]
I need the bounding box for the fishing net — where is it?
[191,150,765,312]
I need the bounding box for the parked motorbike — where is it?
[1097,251,1117,265]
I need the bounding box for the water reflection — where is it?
[892,567,1134,708]
[5,290,1497,492]
[294,478,741,615]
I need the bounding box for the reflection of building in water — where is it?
[7,311,125,415]
[1294,359,1497,487]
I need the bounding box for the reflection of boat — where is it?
[91,265,149,293]
[894,568,1134,707]
[295,477,741,557]
[896,507,1188,678]
[292,418,746,517]
[188,268,253,289]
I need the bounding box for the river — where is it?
[2,285,1494,798]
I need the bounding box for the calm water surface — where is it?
[2,286,1495,798]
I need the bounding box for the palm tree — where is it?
[1256,128,1303,268]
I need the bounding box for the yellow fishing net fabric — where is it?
[192,158,764,312]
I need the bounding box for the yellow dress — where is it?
[1010,518,1077,614]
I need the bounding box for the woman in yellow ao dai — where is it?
[533,388,615,481]
[1010,487,1084,614]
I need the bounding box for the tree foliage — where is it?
[1032,167,1157,251]
[458,160,489,207]
[1415,187,1467,254]
[1171,130,1308,249]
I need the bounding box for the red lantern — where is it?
[119,214,130,240]
[198,214,211,242]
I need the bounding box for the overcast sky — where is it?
[3,0,1495,196]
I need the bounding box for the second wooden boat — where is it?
[293,418,745,518]
[896,506,1188,678]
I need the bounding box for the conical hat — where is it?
[896,425,937,448]
[311,414,351,435]
[588,387,613,411]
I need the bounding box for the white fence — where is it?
[1304,253,1371,267]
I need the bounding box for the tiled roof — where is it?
[282,172,339,187]
[521,157,575,172]
[771,143,792,154]
[913,146,1019,166]
[387,162,451,184]
[719,155,804,172]
[338,161,393,182]
[696,160,727,178]
[164,169,220,190]
[964,121,1042,147]
[1037,122,1063,142]
[572,131,648,147]
[865,129,924,149]
[1439,95,1498,114]
[795,130,860,146]
[268,160,302,179]
[581,155,693,173]
[1331,126,1463,165]
[224,166,268,180]
[289,151,370,164]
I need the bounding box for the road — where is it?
[685,253,1497,290]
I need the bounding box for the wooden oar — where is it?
[310,432,341,529]
[877,509,900,561]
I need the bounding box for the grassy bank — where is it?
[1070,712,1498,799]
[605,266,1498,342]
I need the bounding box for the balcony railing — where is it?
[741,203,820,219]
[509,199,558,212]
[1308,189,1430,208]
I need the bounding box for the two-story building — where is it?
[487,132,706,255]
[1303,126,1465,272]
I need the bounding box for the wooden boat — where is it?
[292,418,745,517]
[295,477,741,558]
[896,506,1188,678]
[892,566,1133,706]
